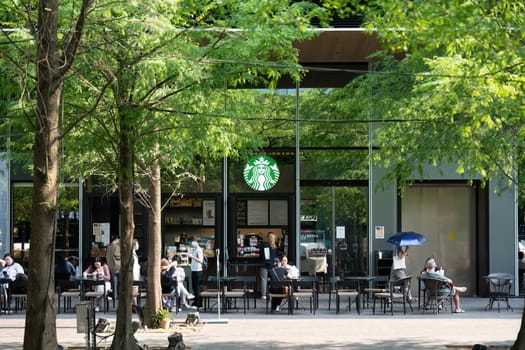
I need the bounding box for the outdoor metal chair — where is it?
[232,275,257,309]
[334,277,360,314]
[484,273,513,312]
[200,276,220,312]
[7,273,28,313]
[293,276,318,314]
[223,277,247,314]
[161,278,179,312]
[266,279,294,315]
[373,276,413,315]
[83,278,109,313]
[420,276,453,314]
[57,278,81,313]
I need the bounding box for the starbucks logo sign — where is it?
[243,155,280,191]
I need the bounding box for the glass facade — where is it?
[12,183,80,265]
[0,156,9,257]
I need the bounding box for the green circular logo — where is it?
[243,155,280,191]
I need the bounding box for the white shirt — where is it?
[132,252,141,281]
[392,255,406,270]
[1,262,24,281]
[191,246,203,272]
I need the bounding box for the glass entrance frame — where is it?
[300,183,369,278]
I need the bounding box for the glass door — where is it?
[300,185,368,279]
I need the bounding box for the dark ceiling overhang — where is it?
[277,29,382,88]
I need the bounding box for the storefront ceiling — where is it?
[297,30,381,63]
[279,29,384,88]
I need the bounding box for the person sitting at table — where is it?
[67,256,80,276]
[421,256,444,274]
[421,258,467,313]
[280,255,300,280]
[268,257,291,313]
[0,253,26,309]
[55,252,76,281]
[161,257,196,311]
[83,257,111,312]
[0,253,25,283]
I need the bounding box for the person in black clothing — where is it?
[267,257,289,312]
[259,232,280,300]
[55,253,75,281]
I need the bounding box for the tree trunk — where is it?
[24,63,61,350]
[111,111,140,350]
[23,1,62,348]
[145,144,162,327]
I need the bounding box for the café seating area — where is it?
[1,271,520,317]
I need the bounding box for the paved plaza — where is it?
[0,296,523,349]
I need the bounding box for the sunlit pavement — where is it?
[0,296,522,349]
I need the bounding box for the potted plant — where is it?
[152,309,170,329]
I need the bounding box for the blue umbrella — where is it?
[387,231,427,247]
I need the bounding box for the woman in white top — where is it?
[188,236,204,308]
[390,246,409,280]
[0,253,25,307]
[390,246,415,301]
[132,239,141,306]
[0,253,25,283]
[83,257,111,311]
[280,255,300,279]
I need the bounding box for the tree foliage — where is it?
[56,0,331,346]
[344,1,525,195]
[352,1,525,347]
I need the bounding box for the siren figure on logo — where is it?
[243,155,280,191]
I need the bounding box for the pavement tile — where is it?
[0,296,522,349]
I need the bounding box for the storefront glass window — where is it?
[12,183,80,266]
[0,157,8,257]
[301,185,368,277]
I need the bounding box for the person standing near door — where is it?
[259,232,280,300]
[106,234,121,300]
[188,236,204,308]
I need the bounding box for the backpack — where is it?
[202,256,208,271]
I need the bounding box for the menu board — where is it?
[236,200,247,226]
[270,200,288,225]
[247,200,268,226]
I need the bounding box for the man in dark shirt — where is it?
[267,258,289,312]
